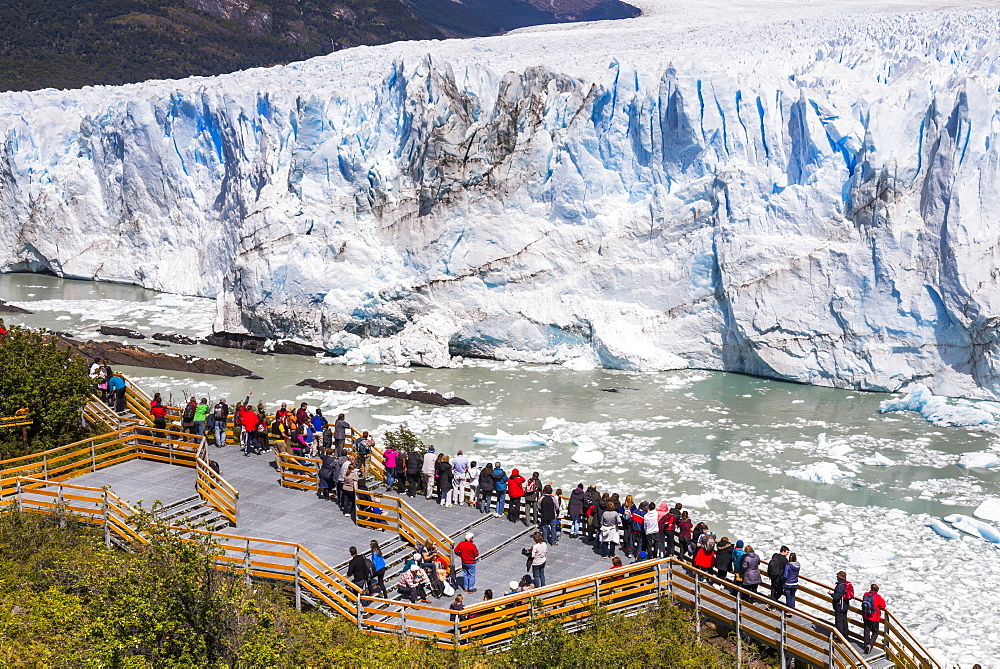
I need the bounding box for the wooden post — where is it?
[244,539,252,587]
[21,425,28,455]
[453,612,461,643]
[400,605,408,636]
[356,592,363,630]
[102,492,111,549]
[655,562,662,599]
[57,486,65,527]
[594,579,600,607]
[16,479,22,512]
[736,592,743,666]
[90,440,96,472]
[42,454,48,479]
[779,611,787,667]
[828,630,835,666]
[294,547,302,611]
[694,576,701,642]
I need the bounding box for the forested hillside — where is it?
[0,0,443,92]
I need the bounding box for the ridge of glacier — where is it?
[3,0,1000,397]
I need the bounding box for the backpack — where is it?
[663,513,676,531]
[372,553,386,572]
[214,403,225,420]
[182,402,196,421]
[862,592,875,618]
[843,581,855,601]
[356,439,371,458]
[364,558,375,580]
[525,478,539,495]
[706,539,717,552]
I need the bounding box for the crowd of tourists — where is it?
[123,381,889,655]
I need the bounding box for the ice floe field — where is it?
[2,274,999,665]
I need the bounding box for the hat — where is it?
[465,532,474,541]
[410,564,420,572]
[509,581,520,591]
[638,551,647,559]
[735,540,744,548]
[412,552,421,560]
[512,468,519,475]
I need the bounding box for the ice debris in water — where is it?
[787,462,856,484]
[542,416,568,430]
[473,430,547,447]
[926,519,959,540]
[973,498,1000,522]
[878,384,994,427]
[957,452,1000,469]
[570,435,604,464]
[862,452,896,466]
[944,514,1000,543]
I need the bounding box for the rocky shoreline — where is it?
[61,336,253,377]
[296,378,471,406]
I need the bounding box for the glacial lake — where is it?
[1,272,997,664]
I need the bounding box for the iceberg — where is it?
[542,416,568,431]
[878,385,994,427]
[957,452,1000,469]
[862,452,896,467]
[787,462,856,484]
[926,519,959,540]
[473,430,547,447]
[973,498,1000,523]
[945,514,1000,544]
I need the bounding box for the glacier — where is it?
[3,0,1000,397]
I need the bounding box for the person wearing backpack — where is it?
[768,545,790,603]
[506,468,526,523]
[731,540,746,592]
[831,571,854,640]
[523,472,542,525]
[193,398,210,436]
[150,392,168,434]
[355,431,373,480]
[539,485,560,545]
[492,463,508,516]
[644,502,661,557]
[181,397,197,433]
[714,537,734,582]
[369,540,388,598]
[568,484,585,538]
[861,583,887,654]
[478,465,495,514]
[660,504,677,557]
[212,398,229,447]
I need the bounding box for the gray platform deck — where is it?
[66,445,614,601]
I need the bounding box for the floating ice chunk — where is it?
[787,462,856,484]
[562,356,596,371]
[947,515,1000,543]
[542,416,568,430]
[371,414,411,424]
[572,448,604,464]
[926,519,959,540]
[862,452,896,466]
[974,498,1000,523]
[878,384,994,427]
[389,379,411,393]
[474,430,547,447]
[674,493,713,509]
[827,443,853,459]
[957,452,1000,468]
[355,386,368,394]
[571,436,599,451]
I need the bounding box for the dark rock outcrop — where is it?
[99,325,146,339]
[297,378,471,406]
[205,331,327,357]
[62,337,252,377]
[152,332,198,345]
[0,300,31,314]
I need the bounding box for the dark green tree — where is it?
[0,324,92,455]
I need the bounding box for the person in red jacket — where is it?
[693,536,716,579]
[241,406,260,456]
[150,393,168,434]
[506,468,526,524]
[862,583,887,654]
[454,532,480,593]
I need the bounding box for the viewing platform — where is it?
[0,381,940,669]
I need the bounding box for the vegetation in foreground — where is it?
[0,511,738,667]
[0,325,92,457]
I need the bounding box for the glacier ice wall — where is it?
[3,7,1000,396]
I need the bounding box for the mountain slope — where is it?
[0,0,444,92]
[402,0,640,37]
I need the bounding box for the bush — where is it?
[0,325,92,456]
[380,425,430,454]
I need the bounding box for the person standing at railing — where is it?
[677,511,693,558]
[506,468,525,523]
[783,552,801,611]
[211,398,229,447]
[740,546,762,600]
[333,412,350,452]
[568,483,585,538]
[713,536,734,582]
[831,571,854,641]
[466,460,480,508]
[405,448,422,498]
[644,501,660,557]
[317,449,337,500]
[241,405,260,456]
[335,453,352,508]
[451,449,469,505]
[861,583,887,654]
[539,485,559,545]
[394,448,407,494]
[768,545,790,603]
[492,463,508,516]
[383,443,398,489]
[421,446,437,499]
[355,431,373,480]
[477,464,494,513]
[296,402,309,427]
[454,532,479,593]
[523,472,541,526]
[181,397,197,433]
[192,398,209,436]
[150,392,168,433]
[311,409,327,452]
[108,373,126,413]
[342,463,359,521]
[436,454,453,507]
[599,501,622,558]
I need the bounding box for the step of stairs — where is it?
[153,495,230,533]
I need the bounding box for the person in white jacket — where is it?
[529,532,548,587]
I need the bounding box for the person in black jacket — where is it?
[831,571,852,639]
[405,450,423,498]
[567,484,585,538]
[317,449,337,500]
[539,485,559,545]
[394,449,407,494]
[581,485,600,543]
[714,537,735,582]
[346,546,369,590]
[478,466,495,514]
[768,546,790,602]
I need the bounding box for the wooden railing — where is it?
[355,490,454,558]
[275,452,321,491]
[195,457,238,526]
